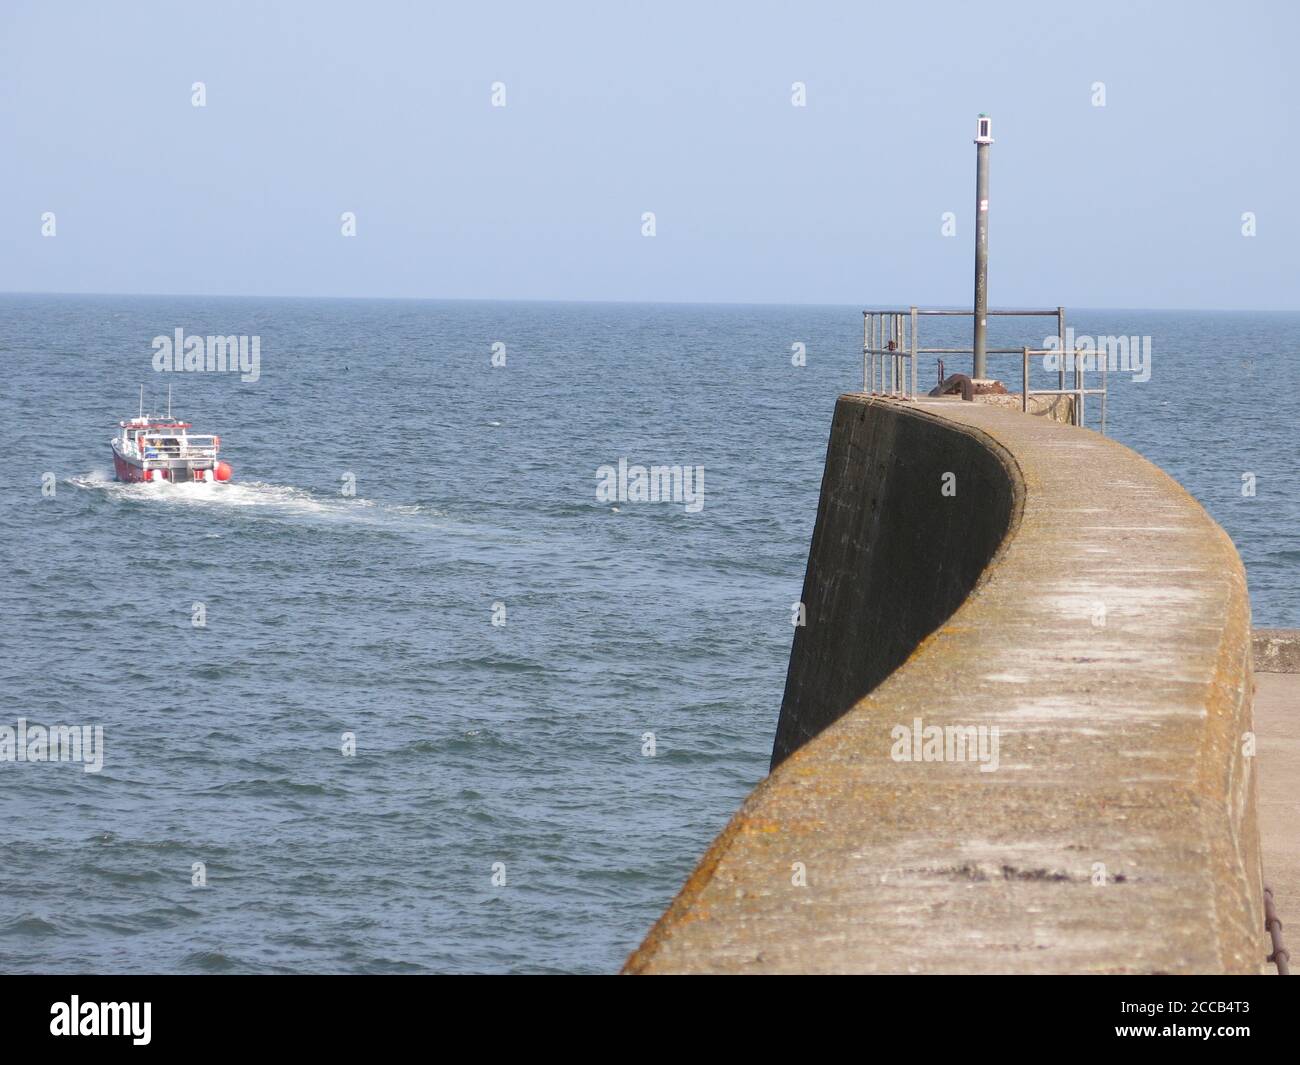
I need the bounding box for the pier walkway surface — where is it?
[1255,630,1300,928]
[627,394,1266,974]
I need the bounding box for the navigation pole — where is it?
[973,114,992,381]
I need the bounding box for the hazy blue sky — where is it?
[3,0,1297,309]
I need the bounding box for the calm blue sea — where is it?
[1,294,1296,973]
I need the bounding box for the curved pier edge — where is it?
[625,394,1264,975]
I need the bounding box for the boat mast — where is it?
[138,384,144,418]
[167,384,172,419]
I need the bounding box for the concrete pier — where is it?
[626,394,1264,974]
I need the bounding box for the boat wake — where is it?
[67,470,447,530]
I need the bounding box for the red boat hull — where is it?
[112,450,154,482]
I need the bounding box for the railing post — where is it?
[884,315,890,395]
[897,313,903,396]
[1057,307,1065,397]
[879,314,885,395]
[863,313,869,393]
[892,314,899,395]
[874,315,880,395]
[868,315,875,394]
[910,306,918,398]
[872,314,878,395]
[900,312,906,395]
[892,314,900,395]
[1076,345,1085,427]
[1022,347,1030,412]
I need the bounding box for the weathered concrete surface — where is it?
[1255,670,1300,924]
[975,391,1074,424]
[929,384,1074,424]
[1254,629,1300,674]
[626,394,1264,974]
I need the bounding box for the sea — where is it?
[1,294,1296,973]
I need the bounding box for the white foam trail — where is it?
[67,471,447,529]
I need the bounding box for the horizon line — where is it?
[1,288,1298,316]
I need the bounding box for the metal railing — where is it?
[135,434,219,464]
[1020,348,1107,433]
[863,306,1106,432]
[863,309,919,398]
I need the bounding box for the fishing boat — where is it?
[111,387,232,484]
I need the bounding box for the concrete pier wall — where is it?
[771,396,1017,767]
[626,394,1265,974]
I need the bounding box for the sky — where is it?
[2,0,1297,309]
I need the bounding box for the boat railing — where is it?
[138,434,220,462]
